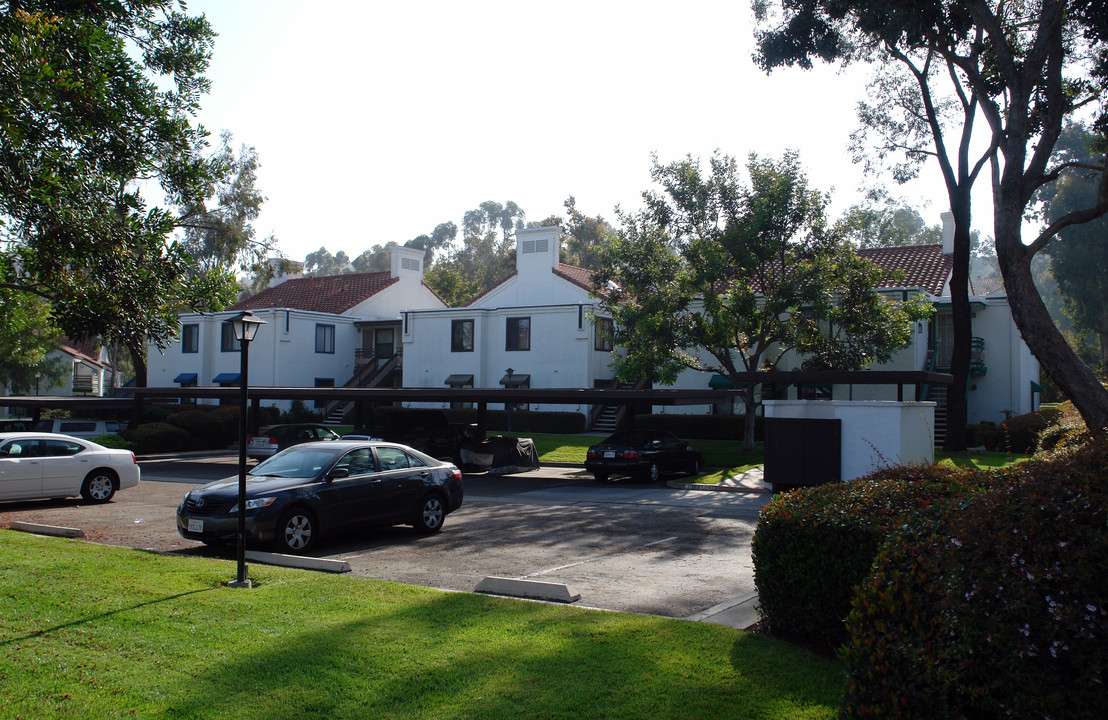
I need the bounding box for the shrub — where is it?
[280,400,321,424]
[1036,401,1091,452]
[123,422,190,454]
[995,407,1063,453]
[166,409,227,450]
[751,463,978,651]
[91,433,134,450]
[841,440,1108,718]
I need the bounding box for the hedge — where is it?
[751,463,979,651]
[123,422,191,454]
[841,440,1108,718]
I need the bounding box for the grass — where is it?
[934,449,1030,469]
[0,532,844,719]
[528,433,764,470]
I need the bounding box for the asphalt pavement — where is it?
[5,453,768,630]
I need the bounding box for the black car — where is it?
[177,440,464,553]
[247,423,341,460]
[584,430,704,483]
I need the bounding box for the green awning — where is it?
[1031,381,1046,393]
[444,374,474,387]
[709,374,734,389]
[499,373,530,388]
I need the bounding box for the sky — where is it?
[183,0,963,265]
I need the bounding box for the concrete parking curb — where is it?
[10,521,85,538]
[245,550,351,573]
[476,576,581,603]
[667,480,769,493]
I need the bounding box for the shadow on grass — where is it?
[161,589,842,719]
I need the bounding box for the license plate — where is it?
[604,451,616,458]
[188,518,204,533]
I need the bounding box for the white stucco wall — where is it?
[765,400,935,481]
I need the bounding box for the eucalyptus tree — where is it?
[753,0,1108,438]
[593,151,927,450]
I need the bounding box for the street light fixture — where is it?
[505,367,514,435]
[228,310,266,589]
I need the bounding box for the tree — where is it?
[0,1,243,413]
[836,197,940,248]
[593,151,927,450]
[1045,125,1108,374]
[753,0,1108,438]
[0,287,66,392]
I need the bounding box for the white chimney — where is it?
[389,246,426,279]
[941,211,955,255]
[515,226,562,273]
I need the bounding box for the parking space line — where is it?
[520,536,679,578]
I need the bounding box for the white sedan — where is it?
[0,432,140,503]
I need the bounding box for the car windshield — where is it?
[250,446,336,479]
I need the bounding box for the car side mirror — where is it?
[327,467,350,480]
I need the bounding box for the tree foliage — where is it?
[0,1,258,396]
[754,0,1108,441]
[593,151,928,449]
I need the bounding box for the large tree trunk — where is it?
[126,338,147,429]
[944,202,973,450]
[741,384,758,451]
[995,198,1108,435]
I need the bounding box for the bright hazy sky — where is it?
[185,0,960,264]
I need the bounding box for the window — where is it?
[182,324,199,353]
[594,318,614,352]
[220,323,240,352]
[506,317,530,351]
[451,319,474,352]
[315,324,335,354]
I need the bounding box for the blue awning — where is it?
[212,373,241,384]
[173,373,198,384]
[709,374,734,389]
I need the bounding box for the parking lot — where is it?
[1,455,769,623]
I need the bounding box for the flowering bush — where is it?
[751,463,978,651]
[841,440,1108,718]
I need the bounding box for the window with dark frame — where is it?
[220,323,240,352]
[506,316,530,351]
[315,324,335,354]
[594,317,614,352]
[451,319,474,352]
[182,323,199,353]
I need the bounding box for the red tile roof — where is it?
[57,337,106,367]
[231,272,399,314]
[466,263,599,307]
[857,244,952,296]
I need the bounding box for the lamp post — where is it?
[228,310,266,589]
[505,367,514,435]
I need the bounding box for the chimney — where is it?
[941,211,955,256]
[389,246,426,280]
[515,226,562,273]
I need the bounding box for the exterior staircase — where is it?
[931,385,948,447]
[322,353,402,425]
[588,378,648,432]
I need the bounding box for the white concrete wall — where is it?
[765,400,935,481]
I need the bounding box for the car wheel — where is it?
[81,470,118,503]
[413,494,446,534]
[593,472,610,483]
[647,463,661,482]
[275,508,316,554]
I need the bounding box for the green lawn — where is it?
[0,532,843,719]
[528,433,763,470]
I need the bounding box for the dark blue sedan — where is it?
[177,440,464,554]
[585,430,704,483]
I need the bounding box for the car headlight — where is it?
[229,497,277,513]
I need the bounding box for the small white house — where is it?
[401,227,616,417]
[147,246,447,410]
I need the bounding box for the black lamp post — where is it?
[505,367,514,435]
[228,310,266,589]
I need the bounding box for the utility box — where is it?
[764,417,842,490]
